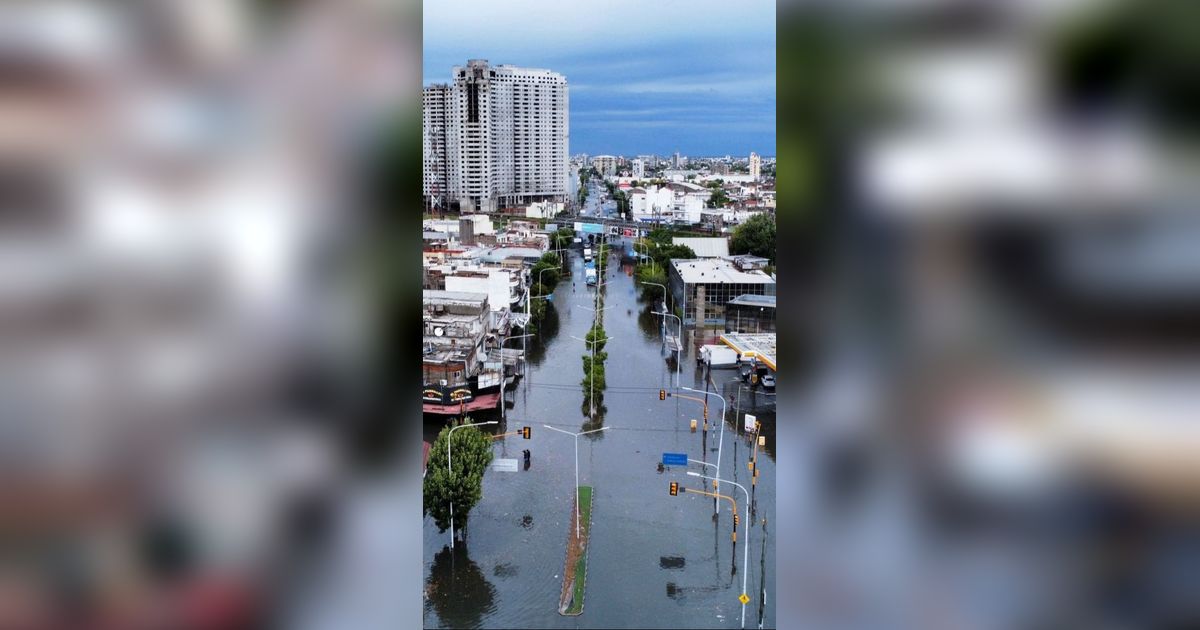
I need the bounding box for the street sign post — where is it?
[744,413,756,433]
[662,452,688,466]
[492,458,519,472]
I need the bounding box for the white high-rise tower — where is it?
[423,59,569,213]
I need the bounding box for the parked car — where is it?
[761,374,775,391]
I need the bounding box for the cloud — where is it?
[423,0,775,155]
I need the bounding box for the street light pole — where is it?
[653,310,683,387]
[688,471,751,629]
[448,420,498,549]
[639,280,670,334]
[682,386,725,514]
[571,334,613,418]
[499,334,532,422]
[575,302,613,418]
[544,425,609,539]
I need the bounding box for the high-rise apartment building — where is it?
[423,84,453,209]
[592,155,618,177]
[631,158,645,179]
[749,152,761,181]
[423,59,569,213]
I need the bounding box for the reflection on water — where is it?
[492,563,518,579]
[425,545,496,630]
[525,303,560,366]
[660,556,686,570]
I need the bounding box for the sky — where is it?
[423,0,775,157]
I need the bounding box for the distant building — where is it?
[672,237,730,258]
[749,152,761,181]
[668,257,776,327]
[629,184,707,224]
[631,158,645,179]
[422,59,568,213]
[592,155,618,177]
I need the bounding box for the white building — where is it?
[673,237,730,258]
[592,155,618,177]
[423,60,569,213]
[629,184,707,225]
[525,201,564,219]
[631,158,645,179]
[422,84,453,209]
[749,152,761,181]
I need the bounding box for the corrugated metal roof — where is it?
[728,294,776,308]
[672,237,730,258]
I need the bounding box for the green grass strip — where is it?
[564,486,593,615]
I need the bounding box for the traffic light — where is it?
[522,426,531,439]
[734,513,740,527]
[659,389,666,400]
[669,481,679,496]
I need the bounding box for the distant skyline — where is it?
[423,0,775,157]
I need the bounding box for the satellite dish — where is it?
[434,327,445,337]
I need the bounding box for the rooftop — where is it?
[728,294,777,308]
[673,237,730,258]
[423,290,489,307]
[720,333,776,371]
[671,259,775,285]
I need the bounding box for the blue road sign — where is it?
[662,452,688,466]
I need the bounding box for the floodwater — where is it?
[422,241,777,629]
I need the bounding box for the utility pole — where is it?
[688,472,751,628]
[544,425,609,539]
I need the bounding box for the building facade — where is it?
[423,60,569,213]
[423,84,453,209]
[668,257,776,327]
[749,152,761,181]
[591,155,618,177]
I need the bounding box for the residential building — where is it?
[422,59,569,213]
[629,184,707,224]
[668,257,776,327]
[422,84,453,210]
[672,237,730,258]
[749,152,761,181]
[525,201,563,219]
[592,155,618,177]
[631,158,645,179]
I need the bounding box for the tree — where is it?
[584,323,607,353]
[423,420,495,534]
[553,228,574,251]
[730,213,776,263]
[707,189,731,208]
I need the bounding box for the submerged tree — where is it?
[423,419,495,535]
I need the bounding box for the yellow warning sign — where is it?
[739,593,750,605]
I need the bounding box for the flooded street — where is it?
[422,241,776,628]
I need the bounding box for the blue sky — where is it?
[423,0,775,157]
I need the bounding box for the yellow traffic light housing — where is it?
[669,481,679,496]
[522,426,531,439]
[659,389,666,400]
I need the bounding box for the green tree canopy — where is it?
[730,213,776,263]
[423,420,495,534]
[707,189,731,208]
